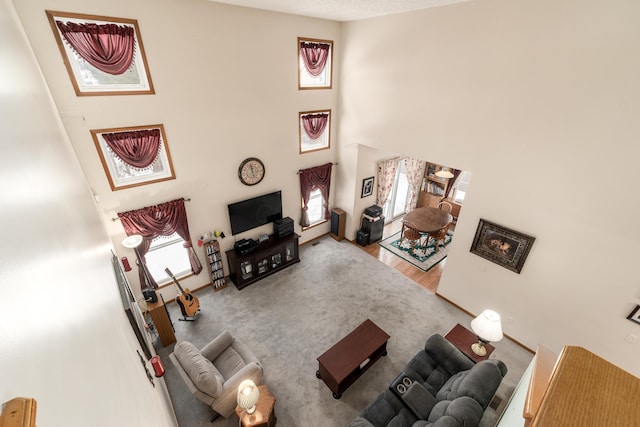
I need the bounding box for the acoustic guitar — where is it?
[165,268,200,319]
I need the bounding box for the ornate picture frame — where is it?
[470,219,535,274]
[90,124,175,191]
[299,109,331,153]
[298,37,333,90]
[627,305,640,325]
[46,10,154,96]
[361,177,374,198]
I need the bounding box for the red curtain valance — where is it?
[56,20,136,75]
[299,163,333,227]
[301,113,329,140]
[118,198,202,290]
[300,42,330,77]
[102,129,161,169]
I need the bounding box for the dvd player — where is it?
[234,238,259,255]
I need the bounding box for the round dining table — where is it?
[403,206,453,233]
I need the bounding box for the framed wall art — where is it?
[361,177,374,198]
[627,305,640,325]
[298,37,333,89]
[470,219,535,274]
[91,124,175,191]
[46,10,154,96]
[299,110,331,153]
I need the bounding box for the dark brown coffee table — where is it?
[316,319,390,399]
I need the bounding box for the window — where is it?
[45,11,154,95]
[305,189,325,227]
[144,232,191,286]
[454,171,472,203]
[383,159,410,221]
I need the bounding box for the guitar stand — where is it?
[178,308,201,322]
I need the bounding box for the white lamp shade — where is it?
[237,379,259,413]
[121,234,143,249]
[470,309,504,343]
[435,169,454,179]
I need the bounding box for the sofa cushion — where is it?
[355,389,418,427]
[174,341,224,397]
[427,396,483,426]
[214,345,247,379]
[401,382,437,420]
[436,360,505,409]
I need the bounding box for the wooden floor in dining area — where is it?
[355,218,445,294]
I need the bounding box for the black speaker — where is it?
[274,217,294,239]
[356,230,369,246]
[330,208,345,241]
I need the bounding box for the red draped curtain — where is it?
[301,113,329,140]
[118,198,202,290]
[299,41,330,77]
[55,21,136,75]
[102,129,161,169]
[299,163,333,227]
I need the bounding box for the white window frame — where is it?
[145,232,191,286]
[304,188,326,228]
[454,171,472,204]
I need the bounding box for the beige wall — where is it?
[13,0,341,302]
[0,1,177,425]
[338,0,640,377]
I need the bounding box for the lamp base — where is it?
[471,342,487,356]
[245,405,256,415]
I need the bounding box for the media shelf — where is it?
[226,233,300,290]
[203,240,227,291]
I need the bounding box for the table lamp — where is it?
[470,309,503,356]
[237,379,259,414]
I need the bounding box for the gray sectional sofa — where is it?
[348,334,507,427]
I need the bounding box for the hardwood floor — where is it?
[354,218,446,294]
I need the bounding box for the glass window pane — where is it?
[306,189,324,225]
[146,233,191,285]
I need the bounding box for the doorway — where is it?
[383,159,409,222]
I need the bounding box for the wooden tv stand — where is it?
[226,233,299,290]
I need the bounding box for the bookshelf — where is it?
[421,162,451,197]
[203,240,227,291]
[416,162,451,208]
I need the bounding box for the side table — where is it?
[235,385,276,427]
[147,297,176,347]
[444,323,494,363]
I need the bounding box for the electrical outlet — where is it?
[505,317,514,324]
[624,333,638,344]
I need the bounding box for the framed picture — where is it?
[361,177,374,198]
[91,124,175,191]
[298,37,333,89]
[46,10,154,96]
[299,110,331,153]
[470,219,535,274]
[627,305,640,325]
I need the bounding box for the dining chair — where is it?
[427,222,451,253]
[401,220,423,255]
[437,201,453,213]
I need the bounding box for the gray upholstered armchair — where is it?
[169,330,263,419]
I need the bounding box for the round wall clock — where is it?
[238,157,265,186]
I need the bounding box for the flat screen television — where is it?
[228,191,283,235]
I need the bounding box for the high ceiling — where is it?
[209,0,469,22]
